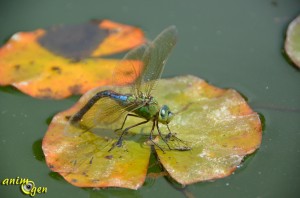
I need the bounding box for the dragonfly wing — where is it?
[65,97,143,137]
[111,26,177,97]
[112,44,149,96]
[93,97,143,127]
[140,26,178,96]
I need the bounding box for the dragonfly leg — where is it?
[149,120,165,153]
[109,120,149,152]
[115,113,140,132]
[156,121,171,150]
[165,124,177,142]
[165,124,191,151]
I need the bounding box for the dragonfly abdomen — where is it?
[108,91,128,102]
[71,90,129,123]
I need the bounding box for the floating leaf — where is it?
[285,15,300,68]
[42,75,262,189]
[0,20,145,99]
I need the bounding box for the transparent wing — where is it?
[65,96,143,137]
[79,98,130,129]
[64,26,177,137]
[64,44,150,137]
[112,26,177,97]
[140,26,178,96]
[112,44,149,96]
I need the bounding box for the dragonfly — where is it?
[67,26,191,152]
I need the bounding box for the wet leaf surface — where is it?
[0,20,145,99]
[42,75,262,189]
[285,15,300,68]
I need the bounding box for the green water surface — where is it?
[0,0,300,197]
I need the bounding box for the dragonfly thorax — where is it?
[158,105,174,124]
[130,95,173,125]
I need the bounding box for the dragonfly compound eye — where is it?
[160,105,170,118]
[158,105,173,124]
[160,109,166,117]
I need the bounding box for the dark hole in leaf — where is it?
[38,22,109,60]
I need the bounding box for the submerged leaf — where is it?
[42,75,262,189]
[285,15,300,68]
[0,20,145,99]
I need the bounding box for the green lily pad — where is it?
[285,15,300,68]
[42,75,262,189]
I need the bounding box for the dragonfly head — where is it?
[158,105,174,124]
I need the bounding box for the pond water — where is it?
[0,0,299,197]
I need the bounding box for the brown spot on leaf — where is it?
[92,179,100,183]
[105,155,113,159]
[39,88,52,93]
[51,66,62,74]
[14,64,20,70]
[72,160,77,165]
[38,88,53,99]
[65,115,71,120]
[89,157,94,164]
[124,71,134,76]
[69,84,82,94]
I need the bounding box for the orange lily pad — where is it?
[0,20,145,99]
[285,15,300,68]
[42,75,262,189]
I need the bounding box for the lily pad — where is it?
[42,75,262,189]
[285,15,300,68]
[0,20,145,99]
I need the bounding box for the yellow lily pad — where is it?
[285,15,300,68]
[42,75,262,189]
[0,20,145,99]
